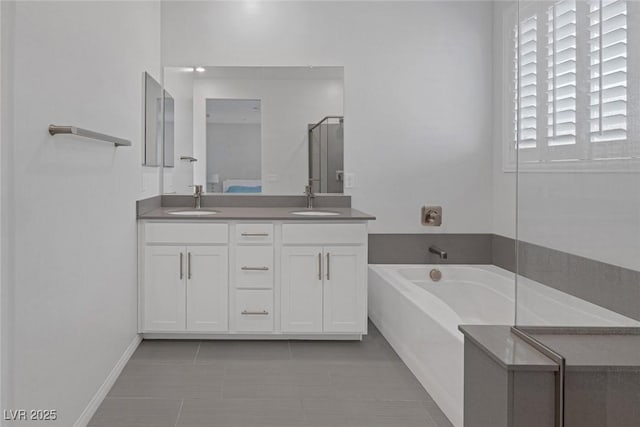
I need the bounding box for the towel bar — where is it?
[48,125,131,147]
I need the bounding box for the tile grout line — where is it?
[174,399,184,427]
[193,341,202,365]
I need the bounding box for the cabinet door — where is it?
[186,246,229,332]
[143,246,186,331]
[323,246,366,333]
[281,246,323,332]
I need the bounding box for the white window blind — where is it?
[589,0,627,144]
[515,15,538,150]
[507,0,635,169]
[547,0,577,147]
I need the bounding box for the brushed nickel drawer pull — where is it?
[187,252,192,279]
[318,253,322,280]
[241,232,269,237]
[180,252,184,280]
[241,310,269,315]
[326,252,330,280]
[241,266,270,271]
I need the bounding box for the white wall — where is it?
[491,1,517,241]
[193,77,343,194]
[161,0,495,233]
[0,1,10,419]
[491,2,640,271]
[3,1,160,425]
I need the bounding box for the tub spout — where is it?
[428,245,448,260]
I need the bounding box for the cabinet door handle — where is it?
[241,310,269,315]
[318,252,323,280]
[241,232,269,237]
[180,252,184,280]
[326,252,330,280]
[187,252,192,279]
[241,266,269,271]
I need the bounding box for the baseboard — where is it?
[74,334,142,427]
[141,332,363,340]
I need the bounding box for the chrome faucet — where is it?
[193,185,203,209]
[429,245,448,260]
[304,184,315,209]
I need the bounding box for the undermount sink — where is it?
[290,210,341,216]
[168,209,219,216]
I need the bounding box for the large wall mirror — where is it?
[161,66,344,195]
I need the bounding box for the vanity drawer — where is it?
[234,290,274,332]
[282,223,366,245]
[235,246,274,288]
[235,224,274,244]
[145,223,228,244]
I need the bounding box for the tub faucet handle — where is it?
[422,206,442,226]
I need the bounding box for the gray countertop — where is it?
[458,325,559,372]
[138,206,376,221]
[526,331,640,372]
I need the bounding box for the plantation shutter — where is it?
[589,0,628,144]
[547,0,577,147]
[517,14,538,150]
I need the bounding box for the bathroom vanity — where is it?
[137,199,374,339]
[137,65,371,339]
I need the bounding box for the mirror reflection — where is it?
[309,116,344,194]
[206,99,262,193]
[143,72,162,166]
[162,66,344,195]
[163,90,175,168]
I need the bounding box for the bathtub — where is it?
[368,264,640,427]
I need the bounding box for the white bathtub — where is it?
[368,264,640,427]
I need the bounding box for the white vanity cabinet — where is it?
[321,246,366,332]
[280,224,367,334]
[230,223,275,333]
[142,246,186,331]
[281,246,324,332]
[185,246,229,331]
[139,220,368,339]
[140,223,229,333]
[281,246,366,333]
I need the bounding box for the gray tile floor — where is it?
[89,322,453,427]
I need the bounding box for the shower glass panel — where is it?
[514,1,640,426]
[308,116,344,193]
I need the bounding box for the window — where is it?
[515,15,538,150]
[589,0,627,145]
[547,0,577,147]
[507,0,636,169]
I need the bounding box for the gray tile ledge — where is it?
[458,325,559,372]
[526,330,640,372]
[520,326,640,335]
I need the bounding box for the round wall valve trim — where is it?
[421,206,442,226]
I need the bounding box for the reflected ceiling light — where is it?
[195,66,205,73]
[184,67,195,72]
